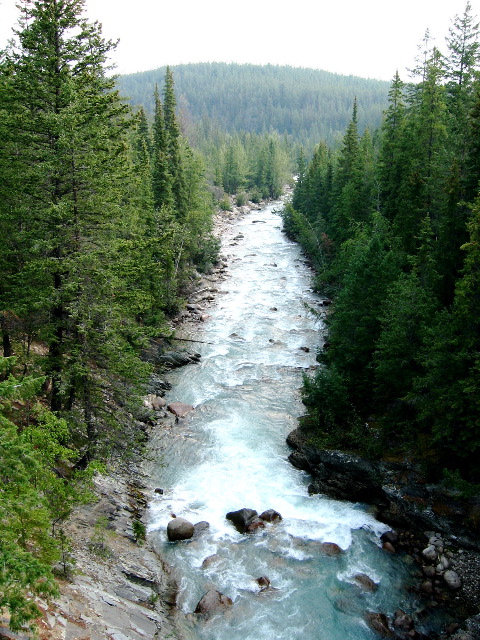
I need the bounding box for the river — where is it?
[148,201,419,640]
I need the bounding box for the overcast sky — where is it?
[1,0,479,81]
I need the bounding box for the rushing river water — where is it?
[148,202,420,640]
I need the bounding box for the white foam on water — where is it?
[148,203,417,640]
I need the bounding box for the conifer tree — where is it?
[152,84,174,210]
[163,67,188,216]
[3,0,150,458]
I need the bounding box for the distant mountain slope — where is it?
[117,62,390,149]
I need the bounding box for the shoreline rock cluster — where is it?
[287,427,480,639]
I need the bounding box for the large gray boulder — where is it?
[167,517,194,541]
[194,589,233,616]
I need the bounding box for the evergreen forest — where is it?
[0,0,218,630]
[283,5,480,486]
[1,0,480,633]
[118,63,390,201]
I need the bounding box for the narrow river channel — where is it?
[148,201,419,640]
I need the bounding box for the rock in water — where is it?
[226,508,258,533]
[193,521,210,538]
[393,609,414,631]
[354,573,378,592]
[194,589,233,616]
[245,518,266,533]
[167,402,194,418]
[259,509,282,523]
[256,576,271,590]
[365,612,394,637]
[318,542,343,556]
[167,517,194,541]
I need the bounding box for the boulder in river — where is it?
[194,589,233,616]
[354,573,378,592]
[259,509,282,523]
[318,542,343,556]
[256,576,271,590]
[226,508,258,534]
[365,612,394,637]
[193,521,210,538]
[380,530,399,546]
[167,402,194,418]
[201,554,222,570]
[167,517,194,541]
[245,518,266,534]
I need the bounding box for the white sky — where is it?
[1,0,479,81]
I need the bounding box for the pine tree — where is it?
[378,72,407,222]
[152,84,174,210]
[3,0,150,458]
[163,67,188,216]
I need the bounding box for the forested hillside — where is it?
[0,1,217,630]
[283,5,480,485]
[117,62,390,150]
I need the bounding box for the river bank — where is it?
[287,426,480,638]
[0,198,266,640]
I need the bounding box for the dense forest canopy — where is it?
[283,3,480,485]
[117,62,390,150]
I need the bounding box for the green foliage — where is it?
[0,362,59,630]
[132,519,146,543]
[235,192,248,207]
[88,516,112,558]
[117,62,389,152]
[290,6,480,481]
[219,196,233,211]
[0,2,217,630]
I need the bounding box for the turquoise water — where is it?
[148,202,419,640]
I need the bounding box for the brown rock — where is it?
[256,576,271,590]
[167,402,194,418]
[259,509,282,523]
[420,579,433,595]
[366,612,394,637]
[246,518,266,533]
[354,573,378,592]
[194,589,233,616]
[382,541,396,553]
[319,542,343,556]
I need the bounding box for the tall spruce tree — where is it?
[163,67,188,216]
[152,84,174,210]
[2,0,150,458]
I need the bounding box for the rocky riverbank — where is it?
[287,426,480,639]
[0,198,269,640]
